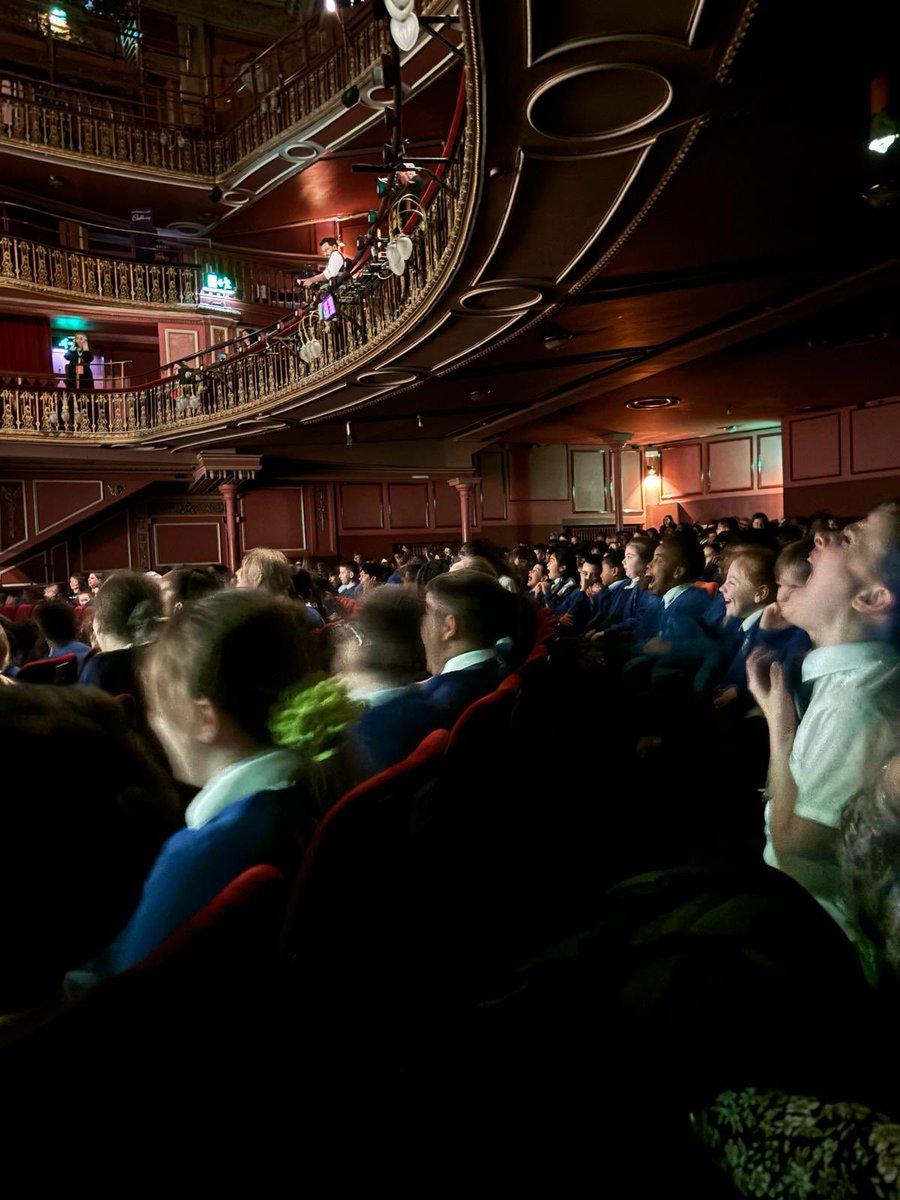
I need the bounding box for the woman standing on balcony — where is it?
[64,333,94,390]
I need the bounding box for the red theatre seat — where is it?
[14,604,35,622]
[446,671,521,758]
[16,653,79,685]
[694,581,719,597]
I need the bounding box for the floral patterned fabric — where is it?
[693,1088,900,1198]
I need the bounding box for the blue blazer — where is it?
[585,579,630,632]
[637,586,721,659]
[96,786,309,975]
[719,620,811,702]
[540,581,590,633]
[355,658,508,774]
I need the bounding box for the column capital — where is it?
[447,475,481,492]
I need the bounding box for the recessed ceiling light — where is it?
[625,396,681,410]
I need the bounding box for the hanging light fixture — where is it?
[386,0,419,52]
[345,420,356,445]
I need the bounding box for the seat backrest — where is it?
[282,730,449,1056]
[446,672,521,757]
[14,604,34,623]
[295,726,449,894]
[16,652,78,685]
[693,581,719,597]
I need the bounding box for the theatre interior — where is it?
[1,0,899,1179]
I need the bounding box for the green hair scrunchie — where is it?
[268,674,364,762]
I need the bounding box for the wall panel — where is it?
[789,413,841,480]
[434,480,461,528]
[81,510,131,570]
[340,483,384,531]
[850,403,900,474]
[478,450,508,521]
[570,449,606,512]
[758,432,783,490]
[622,449,643,514]
[153,520,221,566]
[242,488,305,551]
[509,444,568,501]
[660,443,702,498]
[707,437,753,493]
[388,483,430,530]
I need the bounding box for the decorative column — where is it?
[192,454,261,573]
[219,482,239,572]
[448,476,480,543]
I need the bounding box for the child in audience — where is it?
[93,590,361,974]
[748,501,900,934]
[79,570,163,700]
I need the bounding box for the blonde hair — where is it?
[239,548,295,597]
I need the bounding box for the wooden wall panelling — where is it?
[49,542,69,582]
[15,551,48,582]
[508,444,569,501]
[241,488,306,552]
[0,480,28,554]
[660,442,703,499]
[339,483,385,531]
[387,482,430,530]
[433,480,462,528]
[707,436,754,494]
[153,520,222,567]
[304,483,337,557]
[849,402,900,474]
[757,432,783,490]
[478,450,508,521]
[788,412,842,481]
[162,325,200,367]
[622,448,644,513]
[570,448,607,513]
[81,509,132,571]
[32,479,105,534]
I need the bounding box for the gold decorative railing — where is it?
[0,153,468,443]
[0,234,307,310]
[0,14,390,180]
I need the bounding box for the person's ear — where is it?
[755,583,773,605]
[851,584,894,621]
[443,613,458,642]
[671,561,686,582]
[193,698,223,745]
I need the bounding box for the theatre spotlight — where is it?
[208,185,224,203]
[342,85,360,109]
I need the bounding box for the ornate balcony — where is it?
[0,145,469,443]
[0,234,306,310]
[0,4,450,182]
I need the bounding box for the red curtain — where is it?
[0,316,52,375]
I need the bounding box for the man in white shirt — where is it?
[301,237,346,290]
[748,501,900,918]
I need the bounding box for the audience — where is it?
[355,569,516,772]
[1,500,897,1182]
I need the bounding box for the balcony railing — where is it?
[0,234,308,309]
[0,149,469,443]
[0,13,392,180]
